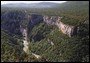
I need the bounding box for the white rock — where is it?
[32,53,41,59]
[51,41,54,46]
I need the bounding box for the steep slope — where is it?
[1,1,89,62]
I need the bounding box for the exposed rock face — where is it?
[32,53,41,59]
[43,15,77,37]
[20,25,30,54]
[59,21,77,37]
[43,16,59,25]
[56,18,77,37]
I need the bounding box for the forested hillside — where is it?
[1,1,89,62]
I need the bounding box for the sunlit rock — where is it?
[43,16,77,37]
[32,53,41,59]
[43,16,59,25]
[57,21,77,37]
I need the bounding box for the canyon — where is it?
[1,11,78,59]
[1,1,89,62]
[20,14,78,56]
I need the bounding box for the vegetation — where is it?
[1,1,89,62]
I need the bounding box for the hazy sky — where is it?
[1,1,66,5]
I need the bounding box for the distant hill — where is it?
[55,1,89,11]
[1,1,89,25]
[1,2,60,8]
[1,1,89,9]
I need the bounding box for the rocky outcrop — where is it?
[43,16,78,37]
[43,16,59,25]
[20,25,30,54]
[32,53,41,59]
[59,21,77,37]
[20,25,42,59]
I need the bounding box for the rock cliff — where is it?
[43,16,78,37]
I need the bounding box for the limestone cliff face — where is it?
[43,16,77,37]
[43,16,59,25]
[57,21,77,37]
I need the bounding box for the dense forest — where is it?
[1,1,89,62]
